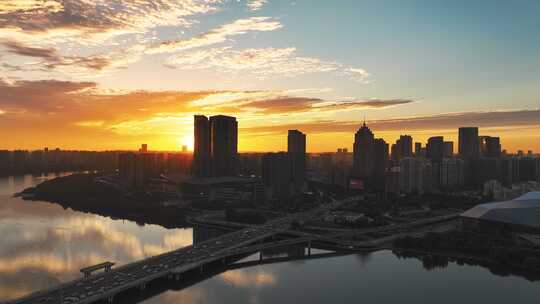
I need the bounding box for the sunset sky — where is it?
[1,0,539,152]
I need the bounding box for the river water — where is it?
[0,174,538,303]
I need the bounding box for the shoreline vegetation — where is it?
[393,230,540,280]
[19,173,191,229]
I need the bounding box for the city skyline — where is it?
[1,1,540,152]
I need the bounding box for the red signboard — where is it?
[349,178,364,190]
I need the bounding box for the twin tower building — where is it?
[193,115,306,199]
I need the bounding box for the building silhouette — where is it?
[194,115,211,177]
[479,136,501,158]
[459,127,480,186]
[393,135,413,163]
[194,115,238,177]
[140,144,148,153]
[210,115,238,177]
[288,130,306,193]
[262,152,292,200]
[459,127,480,160]
[443,141,454,158]
[353,121,388,190]
[427,136,444,164]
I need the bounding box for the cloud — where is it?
[313,99,414,110]
[191,94,415,114]
[148,17,282,54]
[344,68,371,83]
[219,269,276,288]
[6,78,537,152]
[0,39,57,59]
[240,109,540,135]
[246,0,268,11]
[0,39,143,73]
[166,46,370,82]
[0,0,222,38]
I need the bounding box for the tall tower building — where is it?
[426,136,444,163]
[459,127,479,160]
[353,121,388,190]
[288,130,306,193]
[479,136,501,158]
[353,121,375,180]
[193,115,211,177]
[262,152,292,200]
[392,135,413,163]
[459,127,480,186]
[443,141,454,158]
[210,115,238,177]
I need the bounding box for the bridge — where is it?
[6,197,357,304]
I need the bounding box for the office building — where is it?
[288,130,307,193]
[459,127,480,160]
[479,136,501,158]
[459,127,480,186]
[194,115,238,177]
[440,158,465,189]
[392,135,413,163]
[427,136,444,164]
[352,121,388,191]
[443,141,454,158]
[210,115,238,177]
[194,115,211,177]
[262,152,292,200]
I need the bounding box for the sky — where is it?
[0,0,539,152]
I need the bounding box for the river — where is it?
[0,174,538,303]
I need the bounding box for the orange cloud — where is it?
[0,78,538,152]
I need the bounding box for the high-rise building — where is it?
[372,138,389,189]
[443,141,454,158]
[397,135,413,160]
[288,130,306,193]
[459,127,479,160]
[399,157,431,194]
[194,114,238,177]
[426,136,444,164]
[440,158,465,189]
[479,136,501,158]
[262,152,292,200]
[210,115,238,177]
[140,144,148,153]
[415,142,423,156]
[391,135,413,163]
[352,121,388,190]
[353,121,375,180]
[182,145,188,153]
[459,127,480,186]
[193,115,211,177]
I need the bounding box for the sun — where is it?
[181,134,194,151]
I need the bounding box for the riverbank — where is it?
[393,230,540,280]
[20,173,191,228]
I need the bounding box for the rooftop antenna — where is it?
[363,114,366,127]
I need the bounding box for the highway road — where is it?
[7,197,355,304]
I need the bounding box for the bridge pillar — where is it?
[259,251,263,262]
[175,273,180,281]
[308,241,312,256]
[107,295,114,303]
[139,283,146,291]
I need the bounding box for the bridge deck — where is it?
[6,198,353,304]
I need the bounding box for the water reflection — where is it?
[136,250,540,304]
[2,174,540,303]
[0,174,193,300]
